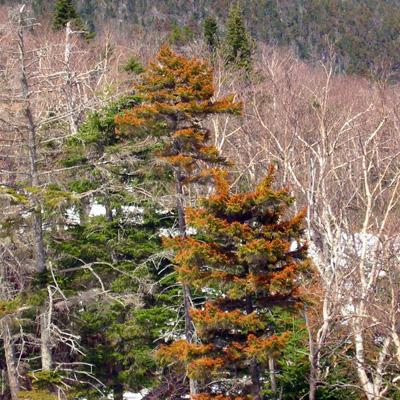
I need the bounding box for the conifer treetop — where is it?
[166,167,309,300]
[224,2,253,70]
[116,46,241,121]
[204,16,219,53]
[53,0,81,30]
[115,46,242,177]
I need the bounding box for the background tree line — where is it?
[3,0,400,79]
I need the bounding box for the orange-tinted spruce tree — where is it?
[115,46,241,394]
[158,169,310,399]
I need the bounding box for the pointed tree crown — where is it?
[53,0,82,31]
[115,46,242,179]
[225,3,253,70]
[204,16,219,53]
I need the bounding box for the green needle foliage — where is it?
[54,206,176,398]
[52,95,180,398]
[204,16,219,54]
[53,0,95,39]
[224,2,253,71]
[53,0,81,30]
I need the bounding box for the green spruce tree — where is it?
[204,16,219,55]
[224,2,253,70]
[54,95,179,399]
[53,0,83,31]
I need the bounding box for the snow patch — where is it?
[104,390,147,399]
[90,203,107,217]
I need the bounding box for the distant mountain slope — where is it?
[4,0,400,77]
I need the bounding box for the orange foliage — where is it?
[269,263,298,285]
[139,45,215,103]
[186,207,253,240]
[115,46,241,178]
[244,333,290,361]
[115,46,242,144]
[198,167,299,226]
[113,44,311,399]
[159,154,194,168]
[237,238,290,265]
[161,168,310,397]
[168,237,230,266]
[205,168,230,198]
[156,339,213,366]
[172,128,206,142]
[223,341,246,362]
[114,112,145,128]
[190,303,265,338]
[188,356,225,380]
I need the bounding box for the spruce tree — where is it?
[158,168,310,399]
[53,200,176,399]
[53,0,82,31]
[115,46,241,395]
[204,16,219,54]
[55,95,178,399]
[224,3,253,70]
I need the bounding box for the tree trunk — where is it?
[1,320,19,400]
[305,308,317,400]
[18,10,52,373]
[64,21,79,135]
[268,355,277,395]
[250,359,262,400]
[33,212,46,274]
[1,368,5,398]
[40,311,52,371]
[175,170,198,395]
[353,321,376,400]
[18,8,46,275]
[308,368,317,400]
[105,197,113,222]
[79,197,91,224]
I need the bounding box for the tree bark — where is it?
[79,197,91,224]
[304,308,317,400]
[353,320,376,400]
[174,170,198,395]
[1,319,19,400]
[17,14,46,275]
[250,359,262,400]
[105,197,113,222]
[64,21,79,135]
[17,10,52,373]
[40,311,52,371]
[268,355,277,395]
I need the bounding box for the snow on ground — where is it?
[66,203,145,224]
[90,203,107,217]
[105,391,147,399]
[124,393,145,400]
[65,207,80,224]
[159,225,196,237]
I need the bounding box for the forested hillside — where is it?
[0,1,399,400]
[3,0,400,77]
